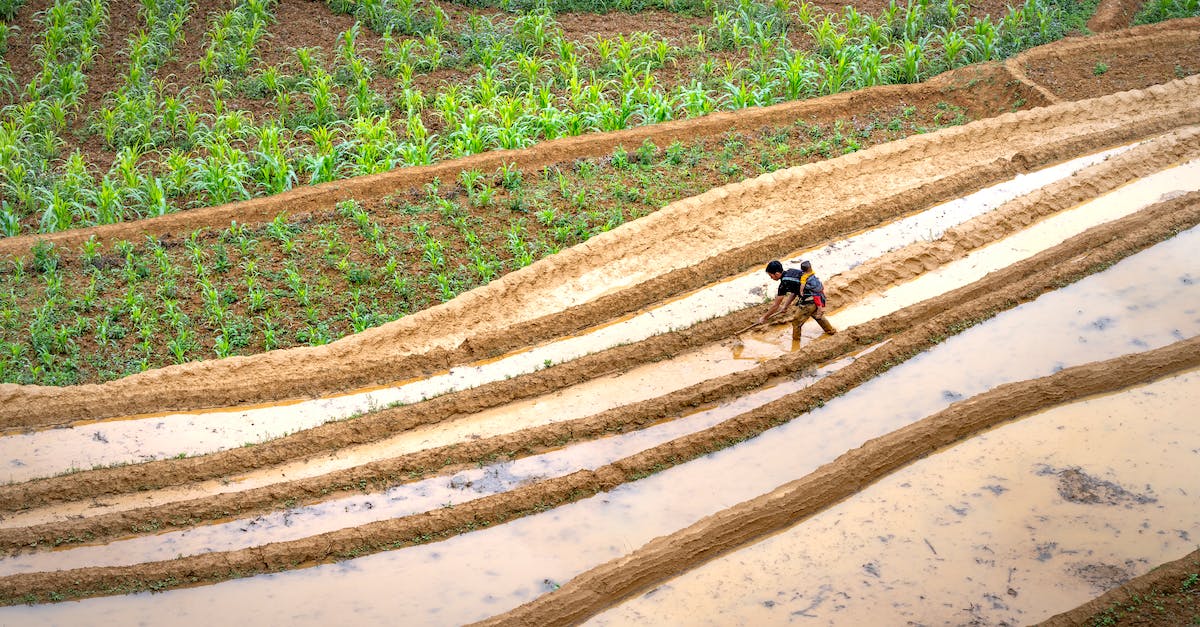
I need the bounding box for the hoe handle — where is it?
[735,321,763,335]
[737,312,787,335]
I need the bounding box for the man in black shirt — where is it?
[758,259,838,340]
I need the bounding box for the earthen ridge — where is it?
[474,341,1200,627]
[2,76,1198,426]
[4,122,1197,524]
[1,191,1197,604]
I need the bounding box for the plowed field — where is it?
[2,11,1199,627]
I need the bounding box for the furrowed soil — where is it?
[1,15,1199,626]
[3,19,1199,425]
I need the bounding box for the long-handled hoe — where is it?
[731,312,785,349]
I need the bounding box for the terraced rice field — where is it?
[1,1,1199,625]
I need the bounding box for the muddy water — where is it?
[0,354,860,573]
[0,147,1131,484]
[4,222,1197,627]
[0,342,788,529]
[834,158,1200,329]
[591,370,1200,626]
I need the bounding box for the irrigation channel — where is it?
[2,109,1199,622]
[0,143,1144,481]
[590,370,1200,626]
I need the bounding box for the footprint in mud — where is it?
[1035,464,1156,506]
[1068,561,1137,592]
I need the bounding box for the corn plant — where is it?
[505,218,534,268]
[251,124,296,194]
[347,114,399,175]
[190,136,251,205]
[200,0,274,78]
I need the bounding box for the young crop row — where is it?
[0,0,1098,235]
[1,0,107,234]
[0,105,969,385]
[1134,0,1200,23]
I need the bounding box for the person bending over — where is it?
[758,259,837,340]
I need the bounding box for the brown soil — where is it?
[1014,18,1200,102]
[3,15,1200,620]
[5,67,1199,427]
[1039,548,1200,626]
[2,172,1199,605]
[475,344,1200,627]
[1087,0,1147,32]
[0,0,55,101]
[4,123,1196,536]
[555,10,709,46]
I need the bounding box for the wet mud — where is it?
[0,366,836,572]
[1048,466,1157,507]
[3,125,1196,527]
[1039,547,1200,625]
[589,371,1200,626]
[1,141,1198,541]
[0,139,1149,489]
[1,188,1198,604]
[2,21,1199,617]
[3,68,1200,425]
[6,131,1185,490]
[481,337,1200,627]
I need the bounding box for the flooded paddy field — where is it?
[2,20,1200,627]
[0,145,1136,483]
[3,164,1199,625]
[4,140,1196,532]
[593,370,1200,626]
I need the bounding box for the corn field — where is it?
[0,105,970,385]
[0,0,1101,236]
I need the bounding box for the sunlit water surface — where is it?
[0,147,1133,483]
[3,217,1196,627]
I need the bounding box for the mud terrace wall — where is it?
[474,340,1200,627]
[1006,18,1200,103]
[2,73,1199,425]
[2,186,1197,604]
[4,127,1197,520]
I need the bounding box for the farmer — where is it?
[758,259,837,340]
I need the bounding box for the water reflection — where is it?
[593,371,1200,625]
[3,221,1196,627]
[0,147,1131,483]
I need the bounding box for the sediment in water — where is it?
[1,190,1197,605]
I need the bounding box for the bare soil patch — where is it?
[1019,19,1200,101]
